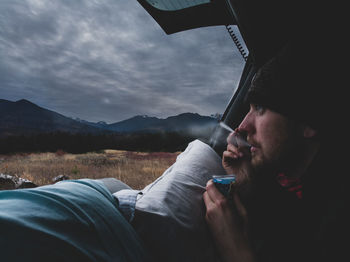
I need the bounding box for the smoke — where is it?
[182,121,218,140]
[209,121,251,150]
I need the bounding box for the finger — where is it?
[206,179,226,201]
[206,179,213,188]
[223,150,239,162]
[227,144,244,158]
[203,191,213,207]
[227,143,238,153]
[226,132,236,146]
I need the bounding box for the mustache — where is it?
[247,138,259,147]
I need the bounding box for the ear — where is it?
[303,126,317,138]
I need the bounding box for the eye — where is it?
[252,104,266,114]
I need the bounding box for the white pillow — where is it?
[134,139,226,262]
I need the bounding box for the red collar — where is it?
[276,173,303,199]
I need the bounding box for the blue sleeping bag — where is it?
[0,179,151,262]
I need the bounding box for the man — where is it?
[203,42,346,262]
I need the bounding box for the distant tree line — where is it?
[0,131,205,154]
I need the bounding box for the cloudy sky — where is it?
[0,0,246,123]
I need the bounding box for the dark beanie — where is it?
[245,40,327,131]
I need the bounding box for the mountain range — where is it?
[0,99,218,138]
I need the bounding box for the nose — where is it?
[238,112,255,135]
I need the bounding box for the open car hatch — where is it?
[137,0,295,67]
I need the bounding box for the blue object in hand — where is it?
[212,175,236,197]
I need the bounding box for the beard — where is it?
[234,127,305,210]
[234,162,277,210]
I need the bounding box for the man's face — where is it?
[238,104,302,176]
[233,104,304,203]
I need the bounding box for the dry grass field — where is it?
[0,150,180,189]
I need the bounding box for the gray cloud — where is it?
[0,0,245,123]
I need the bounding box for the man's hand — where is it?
[222,132,251,177]
[203,180,255,262]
